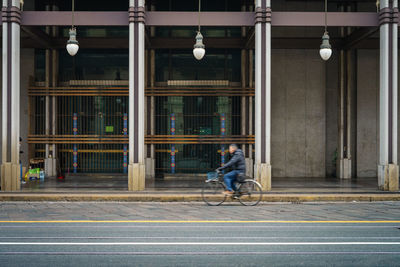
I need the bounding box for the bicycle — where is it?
[201,171,263,206]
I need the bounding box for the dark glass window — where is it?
[60,27,128,38]
[154,0,242,11]
[59,49,128,82]
[35,0,128,11]
[156,27,241,38]
[155,49,241,82]
[34,49,46,82]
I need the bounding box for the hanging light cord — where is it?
[324,0,327,33]
[72,0,75,29]
[198,0,201,32]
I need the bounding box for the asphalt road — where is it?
[1,221,400,267]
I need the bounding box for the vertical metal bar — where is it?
[73,113,78,173]
[170,113,175,173]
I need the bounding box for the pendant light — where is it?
[193,0,205,60]
[320,0,332,61]
[66,0,79,56]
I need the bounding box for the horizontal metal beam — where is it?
[146,12,254,26]
[341,27,379,50]
[272,12,378,27]
[22,11,128,26]
[21,11,380,27]
[21,26,54,47]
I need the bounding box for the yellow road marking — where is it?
[0,220,399,223]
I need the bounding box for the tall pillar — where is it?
[128,0,146,191]
[337,4,354,179]
[1,0,21,191]
[144,3,156,178]
[378,0,399,191]
[51,3,59,176]
[254,0,271,191]
[44,3,58,177]
[249,47,254,178]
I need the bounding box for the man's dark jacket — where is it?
[218,149,246,173]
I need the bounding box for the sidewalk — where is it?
[1,192,400,202]
[0,175,397,202]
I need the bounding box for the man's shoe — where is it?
[223,190,234,195]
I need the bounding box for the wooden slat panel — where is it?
[28,86,255,97]
[28,135,255,144]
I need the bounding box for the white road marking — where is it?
[0,251,400,255]
[0,225,397,228]
[1,236,400,240]
[1,242,400,246]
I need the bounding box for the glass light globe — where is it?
[319,48,332,61]
[66,28,79,56]
[66,43,79,56]
[193,47,205,60]
[193,31,205,60]
[319,31,332,61]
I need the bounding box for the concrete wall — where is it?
[356,50,379,177]
[271,49,326,177]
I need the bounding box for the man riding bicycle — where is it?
[216,144,246,195]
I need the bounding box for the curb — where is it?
[0,193,400,202]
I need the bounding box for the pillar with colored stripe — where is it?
[128,0,146,191]
[72,113,78,173]
[123,113,128,174]
[220,113,226,169]
[1,0,21,191]
[170,113,176,173]
[254,0,272,191]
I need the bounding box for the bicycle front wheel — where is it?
[201,181,226,206]
[238,180,263,206]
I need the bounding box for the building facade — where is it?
[0,0,399,191]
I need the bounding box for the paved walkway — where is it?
[1,202,400,221]
[20,175,381,193]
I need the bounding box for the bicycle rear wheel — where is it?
[238,180,263,206]
[201,181,226,206]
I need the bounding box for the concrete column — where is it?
[248,49,254,178]
[128,0,146,191]
[241,49,247,158]
[44,4,50,159]
[145,49,156,177]
[51,4,59,175]
[1,0,21,191]
[337,5,353,179]
[44,3,58,177]
[378,0,399,191]
[254,0,271,191]
[145,3,156,178]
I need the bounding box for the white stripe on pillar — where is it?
[2,21,8,163]
[129,22,134,164]
[265,21,271,164]
[138,21,145,164]
[11,22,20,164]
[392,0,398,164]
[254,13,261,166]
[379,23,389,166]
